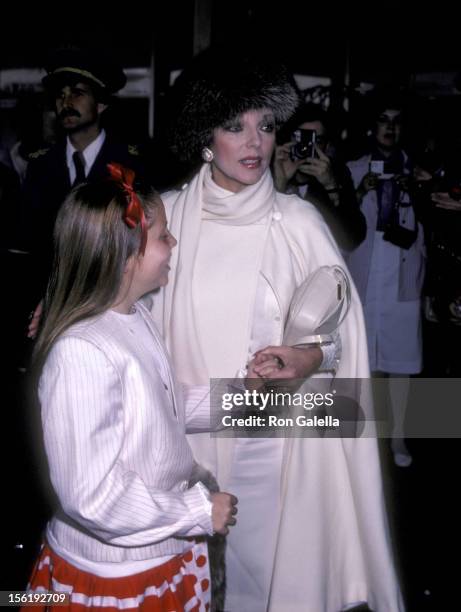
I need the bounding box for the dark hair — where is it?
[33,180,160,369]
[168,45,300,162]
[366,88,408,128]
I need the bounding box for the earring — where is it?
[202,147,214,163]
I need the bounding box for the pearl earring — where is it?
[202,147,214,163]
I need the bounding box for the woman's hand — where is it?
[210,492,238,535]
[357,172,379,200]
[252,345,322,380]
[413,166,433,182]
[431,192,461,211]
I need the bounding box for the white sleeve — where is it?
[318,331,342,372]
[40,336,213,547]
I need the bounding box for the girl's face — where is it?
[116,201,176,314]
[210,108,276,193]
[135,202,177,294]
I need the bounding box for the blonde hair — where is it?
[34,179,160,369]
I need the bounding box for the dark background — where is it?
[1,3,461,611]
[2,4,461,73]
[2,2,461,168]
[2,3,461,132]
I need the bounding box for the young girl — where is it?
[25,163,237,611]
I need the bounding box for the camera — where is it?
[290,129,317,160]
[369,159,394,179]
[369,160,384,176]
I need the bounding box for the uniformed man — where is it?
[22,47,146,304]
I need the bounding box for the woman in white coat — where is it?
[151,48,404,612]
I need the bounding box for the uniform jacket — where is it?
[21,137,146,301]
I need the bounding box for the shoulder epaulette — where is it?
[128,144,140,156]
[28,148,50,160]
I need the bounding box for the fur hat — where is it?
[169,47,300,161]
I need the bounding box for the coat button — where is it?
[272,211,282,221]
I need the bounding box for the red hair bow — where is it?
[107,162,147,255]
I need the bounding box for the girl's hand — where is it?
[253,345,322,380]
[210,492,238,535]
[245,354,270,391]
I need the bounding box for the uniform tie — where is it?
[72,151,86,186]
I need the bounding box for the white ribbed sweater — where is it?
[39,303,213,563]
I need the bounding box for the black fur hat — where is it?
[169,46,300,162]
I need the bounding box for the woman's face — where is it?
[375,108,402,151]
[210,108,276,193]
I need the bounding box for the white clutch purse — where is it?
[283,265,351,346]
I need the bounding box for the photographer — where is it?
[273,103,365,251]
[347,93,426,467]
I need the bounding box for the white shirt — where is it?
[66,129,106,184]
[41,304,213,567]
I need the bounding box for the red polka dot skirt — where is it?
[23,541,211,611]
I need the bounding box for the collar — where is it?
[66,129,106,176]
[201,163,275,226]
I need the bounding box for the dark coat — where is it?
[21,136,147,303]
